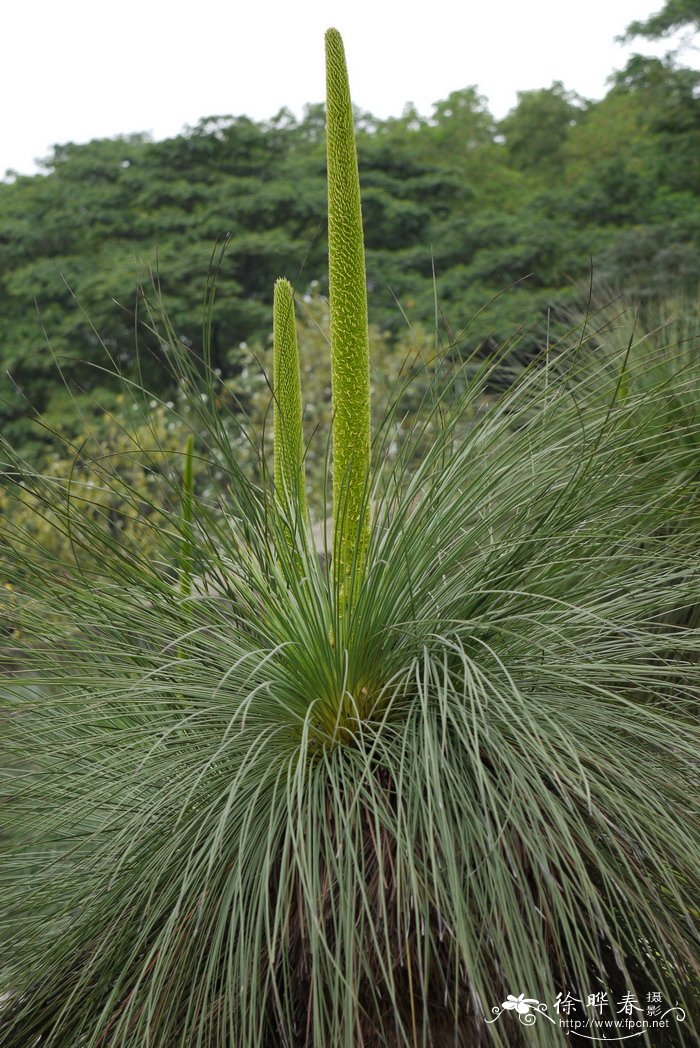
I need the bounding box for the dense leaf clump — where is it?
[1,12,699,1047]
[1,311,699,1046]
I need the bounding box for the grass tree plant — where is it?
[1,28,699,1048]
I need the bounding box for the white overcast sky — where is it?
[2,0,694,178]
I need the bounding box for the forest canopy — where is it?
[0,3,698,458]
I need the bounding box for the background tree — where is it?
[621,0,700,41]
[0,21,698,464]
[499,82,583,180]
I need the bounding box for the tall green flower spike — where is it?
[273,277,306,521]
[325,28,371,598]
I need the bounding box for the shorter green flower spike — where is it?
[273,278,306,520]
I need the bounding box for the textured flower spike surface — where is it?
[324,27,371,603]
[272,276,306,523]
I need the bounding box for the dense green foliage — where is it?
[0,16,698,460]
[621,0,700,40]
[2,293,699,1047]
[1,13,699,1045]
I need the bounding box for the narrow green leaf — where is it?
[178,432,195,599]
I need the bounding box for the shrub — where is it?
[1,29,698,1048]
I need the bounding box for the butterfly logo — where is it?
[502,993,539,1015]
